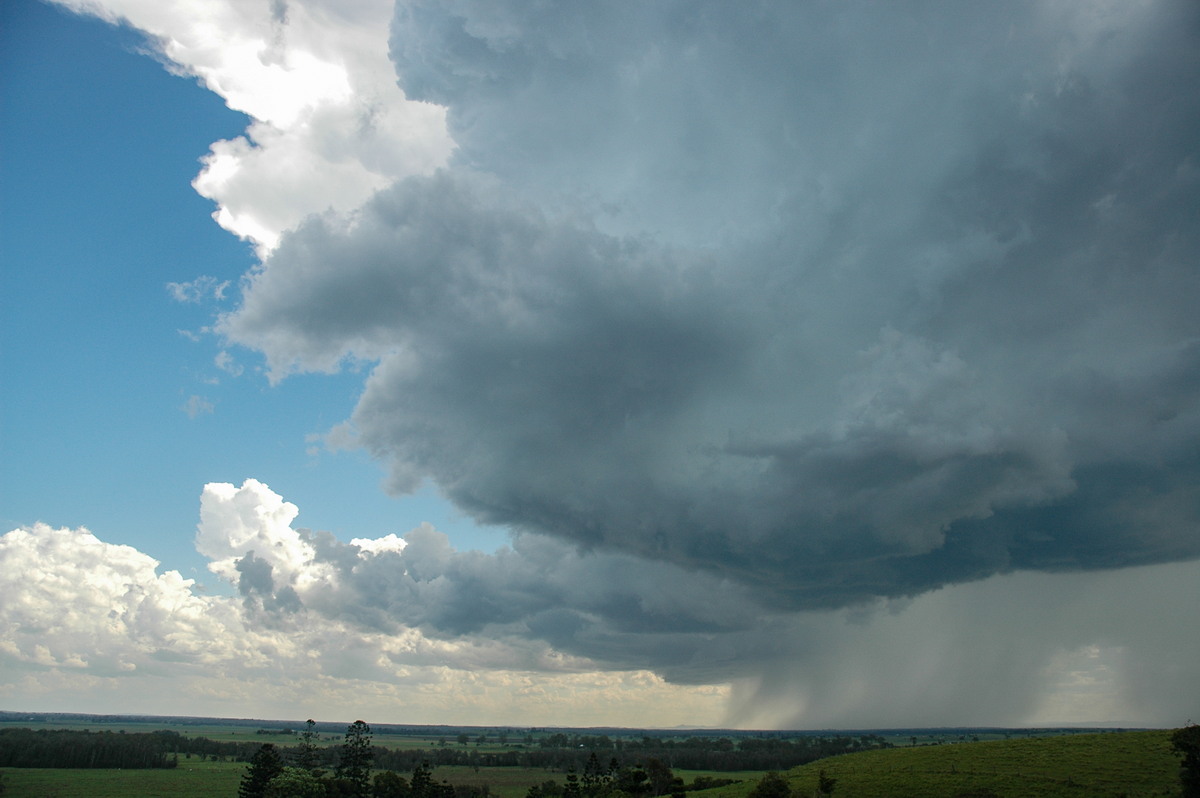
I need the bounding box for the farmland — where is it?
[733,729,1180,798]
[0,713,1185,798]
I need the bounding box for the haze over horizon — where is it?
[2,0,1198,730]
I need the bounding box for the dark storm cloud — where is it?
[222,0,1200,646]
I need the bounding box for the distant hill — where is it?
[703,729,1178,798]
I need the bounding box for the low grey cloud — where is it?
[182,481,1200,727]
[213,1,1200,722]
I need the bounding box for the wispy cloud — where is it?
[166,275,229,304]
[180,394,214,418]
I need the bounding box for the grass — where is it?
[0,726,1181,798]
[0,760,758,798]
[0,759,243,797]
[705,730,1180,798]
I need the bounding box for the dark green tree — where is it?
[526,780,564,798]
[239,744,285,798]
[1174,723,1200,798]
[817,769,837,797]
[335,720,374,797]
[411,760,435,798]
[644,758,675,796]
[747,771,791,798]
[373,770,411,798]
[614,765,651,797]
[294,719,323,774]
[409,760,453,798]
[582,752,608,797]
[264,767,327,798]
[563,770,582,798]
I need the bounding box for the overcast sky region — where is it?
[2,0,1199,729]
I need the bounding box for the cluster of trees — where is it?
[241,720,489,798]
[0,727,183,769]
[0,726,276,768]
[746,770,836,798]
[326,733,889,775]
[521,734,883,772]
[522,752,690,798]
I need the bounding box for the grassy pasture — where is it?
[706,729,1179,798]
[0,722,1181,798]
[0,759,243,797]
[0,763,754,798]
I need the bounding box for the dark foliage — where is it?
[294,719,323,774]
[816,769,836,797]
[748,772,791,798]
[1174,724,1200,798]
[239,744,284,798]
[336,721,375,797]
[314,732,888,777]
[0,727,181,769]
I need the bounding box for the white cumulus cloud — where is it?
[50,0,453,253]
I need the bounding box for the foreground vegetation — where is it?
[0,715,1193,798]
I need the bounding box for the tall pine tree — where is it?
[239,743,284,798]
[334,720,373,796]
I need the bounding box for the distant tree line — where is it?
[239,721,495,798]
[0,728,182,769]
[304,732,890,775]
[0,726,268,768]
[0,722,888,777]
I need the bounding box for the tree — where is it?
[747,772,791,798]
[526,780,564,798]
[264,767,327,798]
[563,770,582,798]
[582,752,608,797]
[411,760,435,798]
[1174,724,1200,798]
[373,770,411,798]
[644,758,675,796]
[294,719,323,774]
[816,769,837,797]
[240,744,285,798]
[336,720,374,797]
[614,765,651,797]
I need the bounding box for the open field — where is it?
[0,759,243,798]
[0,716,1182,798]
[697,729,1179,798]
[0,762,758,798]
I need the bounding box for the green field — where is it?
[0,759,244,797]
[0,726,1183,798]
[0,763,753,798]
[699,730,1179,798]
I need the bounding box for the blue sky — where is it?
[2,0,501,586]
[1,0,1198,728]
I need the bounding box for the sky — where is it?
[1,0,1198,729]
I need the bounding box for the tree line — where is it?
[239,720,484,798]
[298,733,890,775]
[0,727,184,769]
[0,722,889,777]
[236,721,894,798]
